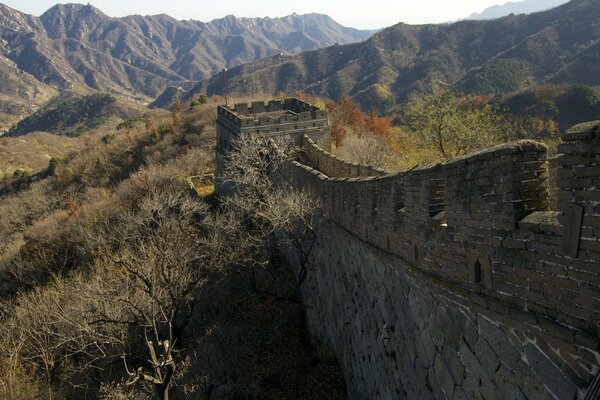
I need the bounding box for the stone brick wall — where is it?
[302,135,386,178]
[274,121,600,399]
[214,97,600,398]
[215,98,331,195]
[547,155,560,211]
[286,222,592,399]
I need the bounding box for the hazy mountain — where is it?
[183,0,599,111]
[467,0,569,20]
[0,3,374,130]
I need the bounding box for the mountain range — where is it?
[467,0,569,20]
[181,0,599,111]
[1,0,598,130]
[0,3,374,130]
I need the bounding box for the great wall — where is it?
[215,98,600,399]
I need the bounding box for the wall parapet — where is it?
[278,132,600,341]
[216,100,599,397]
[275,127,600,395]
[302,135,386,178]
[217,98,328,136]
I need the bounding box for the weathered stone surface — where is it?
[494,365,526,400]
[524,343,579,400]
[215,105,600,398]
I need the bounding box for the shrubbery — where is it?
[0,101,344,400]
[189,93,208,108]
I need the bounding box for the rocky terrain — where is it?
[186,0,600,111]
[0,3,374,129]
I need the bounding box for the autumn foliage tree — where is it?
[326,96,364,146]
[400,87,517,162]
[326,96,400,169]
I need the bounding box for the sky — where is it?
[1,0,510,29]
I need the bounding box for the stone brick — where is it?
[523,343,578,400]
[474,337,500,376]
[477,315,521,369]
[494,365,526,400]
[434,354,456,397]
[217,107,600,398]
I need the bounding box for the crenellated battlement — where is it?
[215,98,600,398]
[278,130,600,333]
[217,98,328,136]
[274,122,600,398]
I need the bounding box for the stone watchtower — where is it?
[215,98,330,195]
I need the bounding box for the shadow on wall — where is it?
[277,121,600,399]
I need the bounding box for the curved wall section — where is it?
[277,122,600,399]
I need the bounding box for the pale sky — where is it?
[1,0,509,29]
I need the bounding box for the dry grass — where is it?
[0,102,347,400]
[0,133,81,179]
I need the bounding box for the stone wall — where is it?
[290,222,591,399]
[275,121,600,399]
[217,99,329,138]
[302,135,386,178]
[215,98,331,195]
[547,155,560,211]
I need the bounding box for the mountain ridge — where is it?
[0,2,374,130]
[182,0,599,111]
[467,0,569,20]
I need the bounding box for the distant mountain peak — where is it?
[467,0,569,20]
[182,0,600,112]
[42,3,104,15]
[40,2,109,26]
[0,3,375,130]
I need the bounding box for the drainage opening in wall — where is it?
[473,259,482,284]
[413,243,420,262]
[467,254,492,289]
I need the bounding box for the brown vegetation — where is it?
[0,102,345,399]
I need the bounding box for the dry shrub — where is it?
[0,184,54,238]
[0,103,345,399]
[99,382,153,400]
[0,357,45,400]
[0,278,93,400]
[0,189,216,399]
[334,129,396,170]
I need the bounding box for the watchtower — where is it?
[215,98,330,195]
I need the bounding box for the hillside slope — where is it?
[0,3,374,129]
[0,131,81,180]
[0,104,347,399]
[187,0,599,111]
[6,93,142,137]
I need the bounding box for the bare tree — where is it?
[0,187,251,400]
[220,134,322,294]
[83,190,216,400]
